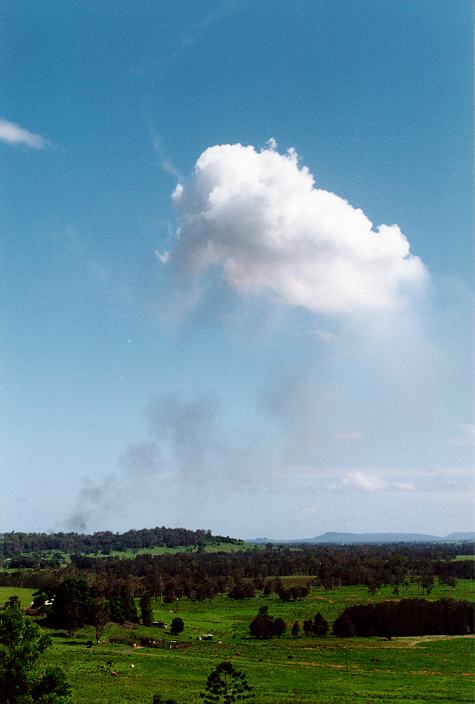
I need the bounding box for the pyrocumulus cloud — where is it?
[169,142,428,315]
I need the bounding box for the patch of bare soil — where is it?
[396,634,475,648]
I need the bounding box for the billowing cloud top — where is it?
[171,143,428,315]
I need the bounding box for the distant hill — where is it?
[251,531,475,545]
[444,532,475,542]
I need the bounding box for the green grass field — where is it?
[83,541,258,559]
[1,578,471,703]
[0,542,257,563]
[0,585,36,607]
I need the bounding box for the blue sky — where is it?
[1,0,473,538]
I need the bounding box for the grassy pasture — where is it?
[3,578,467,704]
[42,634,474,704]
[0,542,257,564]
[0,585,36,607]
[148,578,475,640]
[83,541,257,559]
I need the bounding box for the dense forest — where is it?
[332,598,474,637]
[1,541,473,604]
[0,527,240,558]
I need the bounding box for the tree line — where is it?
[1,545,472,605]
[66,544,475,587]
[248,600,473,640]
[332,598,474,637]
[0,527,241,558]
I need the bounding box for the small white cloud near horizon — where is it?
[393,481,416,492]
[336,430,363,441]
[0,118,48,149]
[342,471,387,492]
[170,142,428,316]
[340,471,417,493]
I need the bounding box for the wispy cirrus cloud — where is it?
[0,118,48,149]
[151,131,182,181]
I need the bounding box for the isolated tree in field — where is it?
[419,574,435,595]
[89,596,109,644]
[312,612,329,636]
[199,661,254,703]
[249,607,286,639]
[0,596,73,703]
[140,594,153,626]
[365,576,382,597]
[273,617,286,637]
[170,617,184,636]
[249,608,274,639]
[291,621,300,638]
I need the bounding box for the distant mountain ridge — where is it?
[251,531,475,545]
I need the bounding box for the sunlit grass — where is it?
[26,579,474,704]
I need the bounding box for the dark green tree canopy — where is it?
[170,617,184,636]
[291,620,300,638]
[199,661,254,704]
[49,577,91,635]
[89,596,109,645]
[249,608,287,640]
[140,594,153,627]
[0,597,73,704]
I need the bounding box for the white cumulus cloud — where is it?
[0,118,48,149]
[341,472,417,493]
[170,142,428,315]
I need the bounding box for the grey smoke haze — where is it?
[69,308,445,533]
[261,309,443,469]
[66,293,470,535]
[68,391,275,531]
